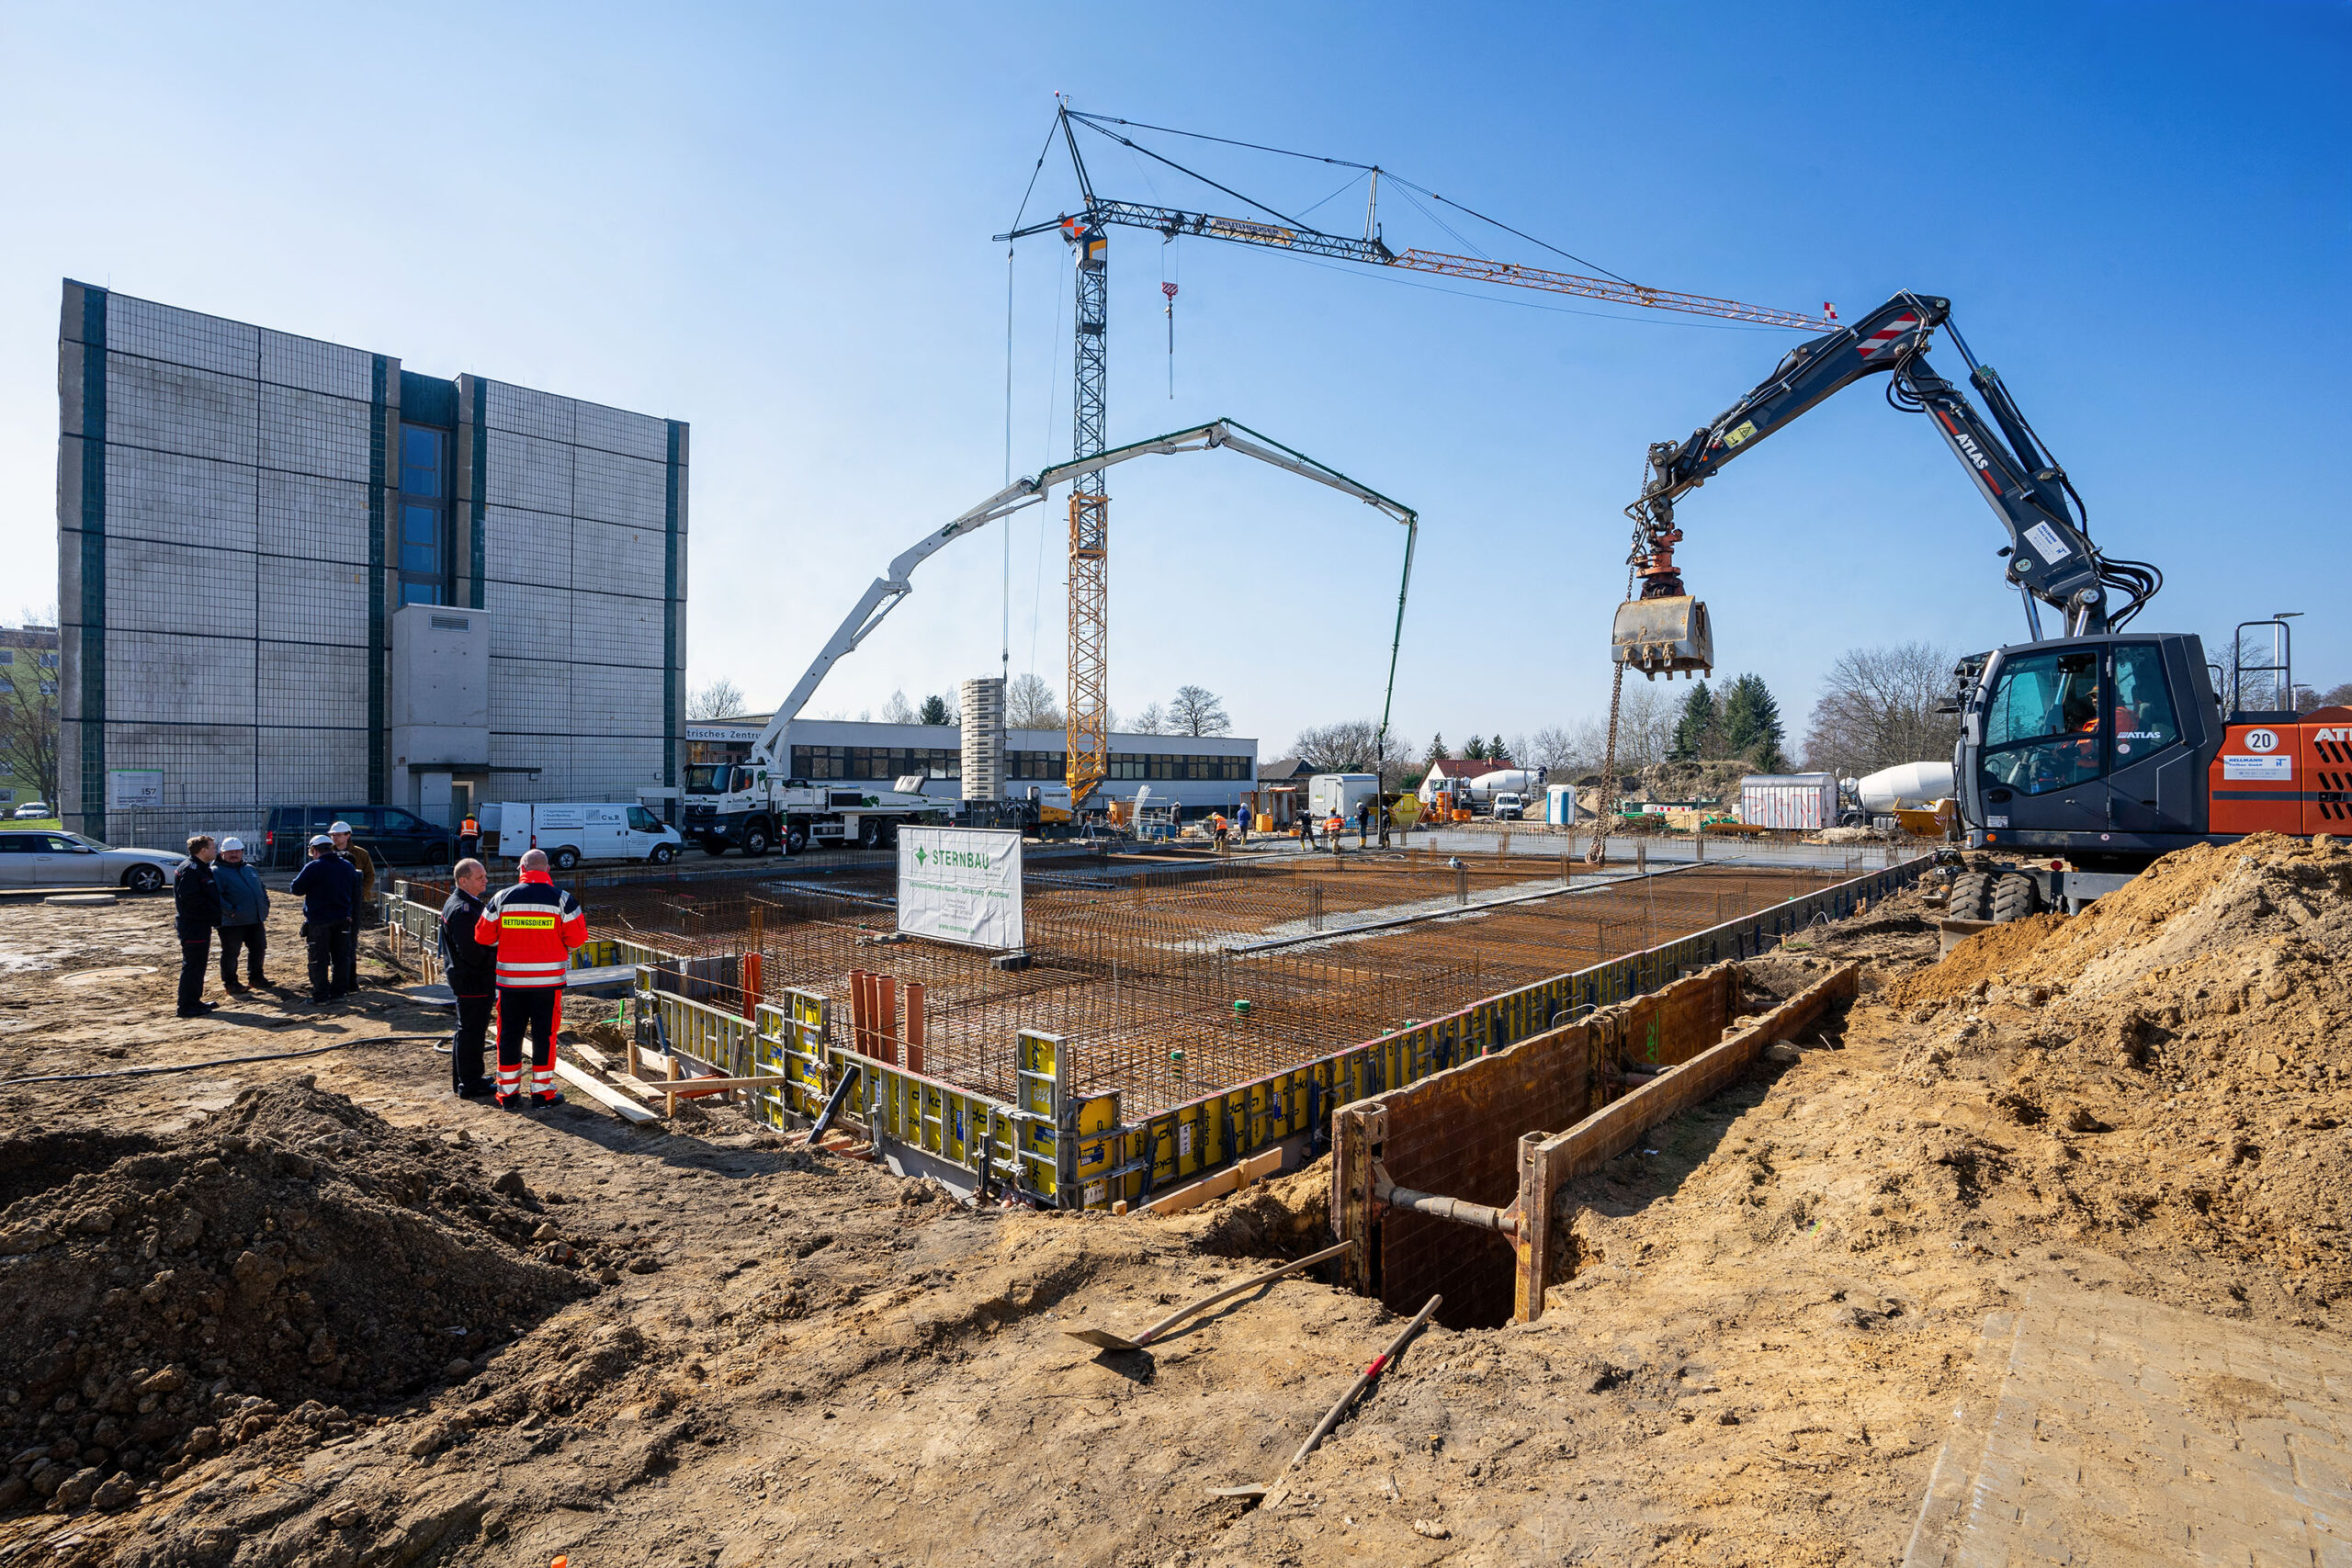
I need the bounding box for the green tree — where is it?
[1487,734,1512,764]
[1668,682,1717,761]
[1721,673,1788,770]
[918,694,953,726]
[1464,735,1490,761]
[1424,733,1450,764]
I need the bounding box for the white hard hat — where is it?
[219,837,245,852]
[310,833,334,848]
[329,820,353,834]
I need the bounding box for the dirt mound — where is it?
[0,1082,588,1515]
[1182,1156,1334,1258]
[1887,912,2067,1005]
[1878,832,2352,1307]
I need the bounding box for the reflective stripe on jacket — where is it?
[473,869,587,987]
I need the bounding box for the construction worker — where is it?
[456,812,481,862]
[1326,809,1345,854]
[330,820,378,928]
[1211,812,1229,852]
[172,835,220,1019]
[289,835,360,1001]
[212,837,270,993]
[1298,810,1316,849]
[473,847,587,1110]
[437,858,497,1099]
[1355,800,1373,847]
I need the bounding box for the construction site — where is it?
[4,15,2347,1566]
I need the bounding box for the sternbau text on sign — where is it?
[897,827,1025,951]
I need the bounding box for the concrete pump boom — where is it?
[747,419,1417,773]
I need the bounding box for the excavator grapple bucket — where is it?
[1611,595,1714,679]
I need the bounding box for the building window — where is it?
[397,423,449,605]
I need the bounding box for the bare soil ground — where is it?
[0,836,2345,1565]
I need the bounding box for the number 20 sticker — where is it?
[2245,729,2279,752]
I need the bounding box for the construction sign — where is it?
[898,827,1023,951]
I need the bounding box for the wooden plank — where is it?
[553,1058,658,1123]
[571,1043,614,1071]
[1138,1146,1285,1217]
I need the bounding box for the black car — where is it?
[262,806,455,870]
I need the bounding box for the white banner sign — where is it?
[107,769,164,809]
[898,827,1023,950]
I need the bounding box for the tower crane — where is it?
[998,106,1829,808]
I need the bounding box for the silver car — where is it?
[0,829,190,893]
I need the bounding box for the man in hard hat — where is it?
[329,820,378,928]
[473,848,587,1110]
[1325,809,1345,855]
[212,837,271,994]
[289,834,361,1002]
[456,811,481,863]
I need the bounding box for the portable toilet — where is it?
[1544,784,1578,826]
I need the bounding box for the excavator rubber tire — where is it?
[1947,872,1995,922]
[1991,872,2044,924]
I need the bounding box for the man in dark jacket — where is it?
[212,837,270,993]
[289,835,361,1002]
[173,835,220,1018]
[437,858,497,1098]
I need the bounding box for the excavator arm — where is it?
[1613,291,2160,677]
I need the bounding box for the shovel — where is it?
[1061,1240,1353,1352]
[1206,1292,1442,1505]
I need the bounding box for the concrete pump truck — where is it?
[1611,291,2343,919]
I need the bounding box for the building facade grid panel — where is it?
[105,538,260,640]
[484,380,575,445]
[259,329,373,402]
[259,556,373,648]
[106,355,259,466]
[257,470,371,565]
[571,445,666,528]
[564,590,665,668]
[107,295,259,378]
[258,640,370,729]
[484,431,574,516]
[258,382,372,483]
[572,400,669,464]
[102,445,260,555]
[105,631,258,728]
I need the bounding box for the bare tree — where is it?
[1292,720,1381,773]
[1129,702,1167,735]
[1169,685,1231,737]
[687,677,748,720]
[1801,642,1961,779]
[879,690,916,725]
[2309,681,2352,712]
[1527,725,1581,775]
[1007,673,1063,729]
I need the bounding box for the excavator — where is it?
[1611,291,2344,919]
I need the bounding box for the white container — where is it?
[1307,773,1380,823]
[1853,761,1956,813]
[1544,784,1579,826]
[1738,773,1840,831]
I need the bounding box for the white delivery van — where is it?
[1490,791,1526,821]
[1306,773,1381,826]
[492,802,684,870]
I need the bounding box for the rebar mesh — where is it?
[409,853,1854,1116]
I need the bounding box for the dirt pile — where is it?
[1877,832,2352,1306]
[0,1082,589,1516]
[1182,1156,1334,1258]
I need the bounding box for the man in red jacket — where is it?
[473,848,588,1109]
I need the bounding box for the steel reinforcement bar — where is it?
[390,856,1929,1209]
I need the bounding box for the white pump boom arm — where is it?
[748,418,1416,769]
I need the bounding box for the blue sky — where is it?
[2,3,2344,755]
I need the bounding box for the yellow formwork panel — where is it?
[1016,1030,1067,1202]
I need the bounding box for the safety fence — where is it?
[379,852,1930,1211]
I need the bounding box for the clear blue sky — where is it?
[2,3,2344,755]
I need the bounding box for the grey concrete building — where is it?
[55,282,687,843]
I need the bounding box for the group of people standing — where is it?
[169,824,585,1115]
[170,820,378,1016]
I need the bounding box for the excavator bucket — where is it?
[1611,595,1714,679]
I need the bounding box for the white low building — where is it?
[687,716,1257,812]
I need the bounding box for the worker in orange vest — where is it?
[456,813,481,862]
[1210,812,1229,852]
[1325,810,1345,853]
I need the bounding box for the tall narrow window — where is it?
[397,423,449,605]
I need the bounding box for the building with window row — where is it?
[685,716,1258,811]
[55,283,687,842]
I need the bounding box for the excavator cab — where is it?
[1611,593,1714,679]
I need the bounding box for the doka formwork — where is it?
[404,853,1929,1215]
